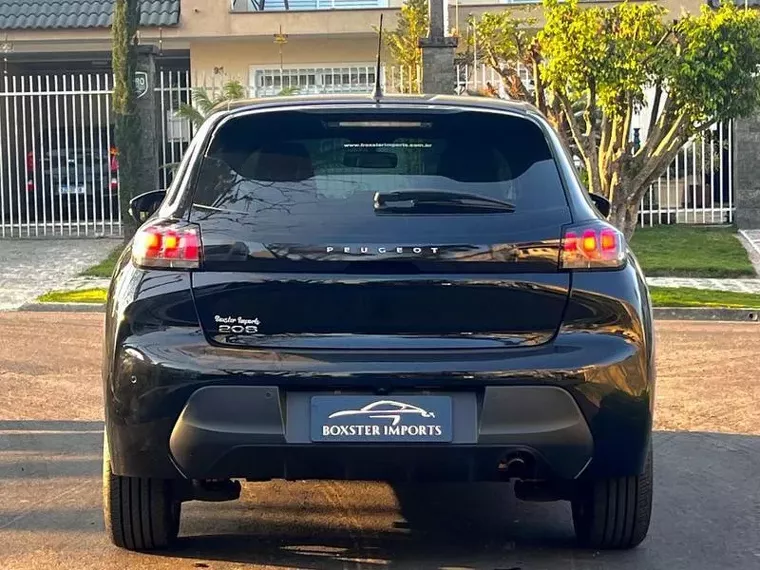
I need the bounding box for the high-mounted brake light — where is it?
[561,223,626,270]
[132,223,200,269]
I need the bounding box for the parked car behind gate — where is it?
[22,127,119,222]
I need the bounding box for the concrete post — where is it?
[134,45,161,193]
[733,116,760,229]
[419,0,458,95]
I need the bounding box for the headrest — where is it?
[437,145,500,183]
[249,142,314,182]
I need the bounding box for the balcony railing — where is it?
[231,0,388,11]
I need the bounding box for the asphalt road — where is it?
[0,313,758,570]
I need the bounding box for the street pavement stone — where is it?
[646,277,760,293]
[0,238,121,310]
[1,315,759,569]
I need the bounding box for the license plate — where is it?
[310,395,453,443]
[58,184,86,195]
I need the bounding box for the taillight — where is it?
[110,177,118,191]
[26,180,35,192]
[26,151,34,171]
[561,222,626,270]
[132,223,200,269]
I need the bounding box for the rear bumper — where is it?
[105,329,653,483]
[167,385,593,482]
[104,265,655,483]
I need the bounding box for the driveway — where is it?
[0,315,758,570]
[0,238,120,310]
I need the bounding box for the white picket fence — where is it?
[0,65,734,237]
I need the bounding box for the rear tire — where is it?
[102,434,181,551]
[571,446,653,550]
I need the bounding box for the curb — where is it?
[19,302,106,313]
[738,229,760,257]
[16,303,760,322]
[653,307,760,322]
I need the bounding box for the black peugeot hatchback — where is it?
[103,94,655,551]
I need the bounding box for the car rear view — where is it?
[103,96,654,552]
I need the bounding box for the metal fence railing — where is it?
[0,65,735,238]
[0,74,118,238]
[638,123,733,225]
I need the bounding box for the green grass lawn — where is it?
[37,285,760,309]
[79,246,124,278]
[630,225,756,278]
[648,286,760,308]
[38,288,108,304]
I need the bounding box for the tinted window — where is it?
[190,109,569,241]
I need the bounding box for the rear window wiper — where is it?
[374,190,516,214]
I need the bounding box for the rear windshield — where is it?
[190,109,569,238]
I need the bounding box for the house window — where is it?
[235,0,387,11]
[250,65,377,97]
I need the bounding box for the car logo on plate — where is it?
[327,400,436,427]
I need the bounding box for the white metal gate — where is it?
[638,122,733,225]
[0,74,120,237]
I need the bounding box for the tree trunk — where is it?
[112,0,141,239]
[609,199,640,241]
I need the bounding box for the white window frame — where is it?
[249,63,378,98]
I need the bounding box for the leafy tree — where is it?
[385,0,428,93]
[112,0,141,237]
[472,0,760,237]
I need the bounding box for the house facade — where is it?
[0,0,733,236]
[1,0,704,94]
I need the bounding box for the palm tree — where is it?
[176,80,247,127]
[176,80,301,127]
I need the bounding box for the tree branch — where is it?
[629,137,686,203]
[629,114,689,196]
[556,91,590,157]
[557,90,605,194]
[640,96,676,163]
[584,78,597,137]
[597,113,615,197]
[647,83,662,138]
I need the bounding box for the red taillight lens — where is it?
[560,223,625,270]
[132,224,200,269]
[26,151,34,171]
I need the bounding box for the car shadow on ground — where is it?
[2,423,758,569]
[158,431,760,570]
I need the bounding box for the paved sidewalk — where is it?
[0,238,121,310]
[60,276,112,291]
[740,229,760,253]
